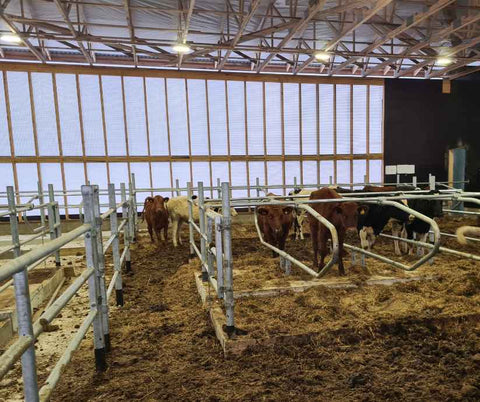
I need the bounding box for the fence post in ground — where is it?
[91,185,110,353]
[108,184,124,307]
[221,182,235,335]
[81,185,107,372]
[8,186,39,402]
[121,183,132,274]
[198,182,208,281]
[129,173,137,243]
[47,184,61,266]
[255,177,260,197]
[187,182,195,257]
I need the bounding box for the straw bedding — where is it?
[52,215,480,401]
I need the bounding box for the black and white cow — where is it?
[356,185,415,255]
[403,192,443,255]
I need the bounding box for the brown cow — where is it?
[256,199,295,257]
[309,188,368,275]
[141,195,169,244]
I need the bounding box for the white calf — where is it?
[167,196,237,247]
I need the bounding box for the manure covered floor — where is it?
[52,216,480,401]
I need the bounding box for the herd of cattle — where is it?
[141,183,452,275]
[257,185,444,275]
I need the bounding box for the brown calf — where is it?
[309,188,368,275]
[256,203,295,257]
[142,196,169,244]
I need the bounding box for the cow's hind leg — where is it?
[164,225,168,243]
[172,219,179,247]
[147,224,154,243]
[177,220,183,245]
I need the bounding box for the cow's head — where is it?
[257,205,294,234]
[152,195,168,213]
[334,202,369,232]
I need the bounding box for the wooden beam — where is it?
[0,61,384,84]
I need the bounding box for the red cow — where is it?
[309,188,368,275]
[256,202,295,257]
[141,196,169,244]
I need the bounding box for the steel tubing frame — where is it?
[0,182,136,401]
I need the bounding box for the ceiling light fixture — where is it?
[313,51,331,62]
[172,43,192,54]
[437,56,453,66]
[1,34,22,44]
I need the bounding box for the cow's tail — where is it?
[141,197,154,222]
[456,226,480,245]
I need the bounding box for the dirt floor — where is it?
[39,214,480,401]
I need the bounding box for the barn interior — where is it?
[1,1,480,401]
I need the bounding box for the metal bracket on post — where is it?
[187,182,195,258]
[8,186,40,401]
[37,181,46,235]
[81,185,107,372]
[108,184,124,307]
[176,178,181,196]
[121,183,132,274]
[91,186,110,353]
[214,215,224,299]
[48,184,61,267]
[206,216,214,278]
[217,178,221,199]
[198,182,208,282]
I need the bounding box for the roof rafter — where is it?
[0,2,45,62]
[295,0,393,74]
[217,0,262,71]
[124,0,137,66]
[363,11,480,77]
[256,0,328,73]
[331,0,456,75]
[53,0,92,64]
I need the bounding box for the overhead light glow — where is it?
[172,43,191,54]
[314,51,331,62]
[1,34,21,44]
[437,57,453,66]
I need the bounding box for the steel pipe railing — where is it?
[0,181,136,401]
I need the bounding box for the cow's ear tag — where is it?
[360,209,365,215]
